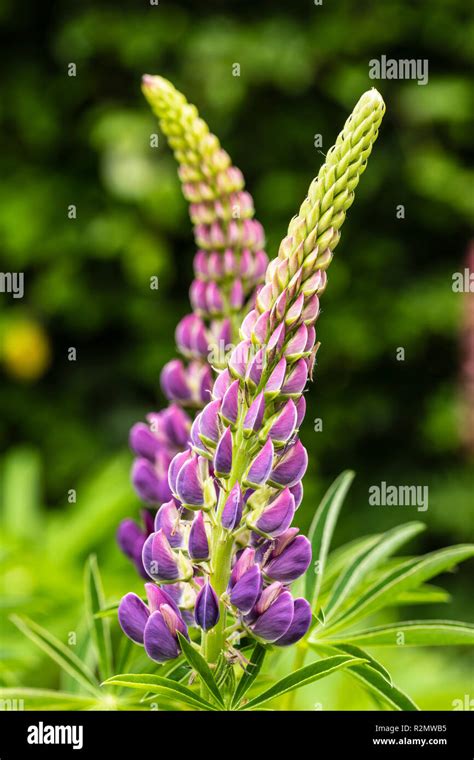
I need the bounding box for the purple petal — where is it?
[244,438,274,487]
[264,358,287,398]
[251,590,294,643]
[195,582,220,631]
[246,348,265,387]
[295,396,306,428]
[220,379,240,425]
[214,427,233,477]
[285,324,308,360]
[222,482,243,530]
[168,450,192,496]
[269,439,308,487]
[188,511,209,560]
[243,392,265,435]
[230,565,262,614]
[275,598,312,646]
[176,456,204,507]
[281,358,308,396]
[117,518,145,559]
[290,481,304,509]
[199,399,222,444]
[230,547,255,587]
[129,423,160,461]
[144,582,181,615]
[142,530,179,582]
[264,534,312,583]
[212,369,231,399]
[160,359,191,402]
[118,593,150,644]
[144,608,183,662]
[268,400,298,445]
[255,488,295,538]
[154,500,184,548]
[131,458,163,504]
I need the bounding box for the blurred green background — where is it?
[1,0,473,708]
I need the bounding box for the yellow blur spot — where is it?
[2,320,51,381]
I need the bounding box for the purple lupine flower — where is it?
[248,586,294,643]
[117,78,385,669]
[229,564,262,614]
[221,482,243,530]
[275,598,312,646]
[195,582,220,631]
[118,582,188,663]
[263,533,312,583]
[117,512,154,578]
[188,511,210,561]
[142,530,193,583]
[251,488,296,538]
[144,605,189,662]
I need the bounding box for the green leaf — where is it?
[0,688,97,710]
[309,643,418,710]
[324,522,425,622]
[391,584,450,605]
[1,447,42,538]
[345,662,419,710]
[323,620,474,647]
[103,673,216,711]
[231,643,266,709]
[84,555,113,681]
[322,544,474,633]
[305,470,355,608]
[176,633,224,708]
[321,534,382,592]
[240,654,364,710]
[10,614,100,697]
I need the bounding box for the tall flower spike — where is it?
[142,74,268,372]
[118,82,385,670]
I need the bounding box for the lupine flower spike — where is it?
[118,77,269,570]
[118,83,385,669]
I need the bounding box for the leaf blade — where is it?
[324,521,425,622]
[84,555,113,681]
[322,544,474,634]
[305,470,355,607]
[231,643,267,709]
[176,633,224,708]
[10,614,99,697]
[322,620,474,647]
[241,654,364,710]
[103,673,215,711]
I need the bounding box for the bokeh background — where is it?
[1,0,473,708]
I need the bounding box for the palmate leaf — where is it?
[231,642,267,709]
[103,673,217,711]
[310,643,419,711]
[10,614,100,698]
[84,555,113,681]
[323,521,425,622]
[240,654,364,710]
[322,620,474,647]
[176,633,224,708]
[319,544,474,634]
[305,470,355,608]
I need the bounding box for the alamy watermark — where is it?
[369,481,429,512]
[0,272,24,299]
[369,56,428,86]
